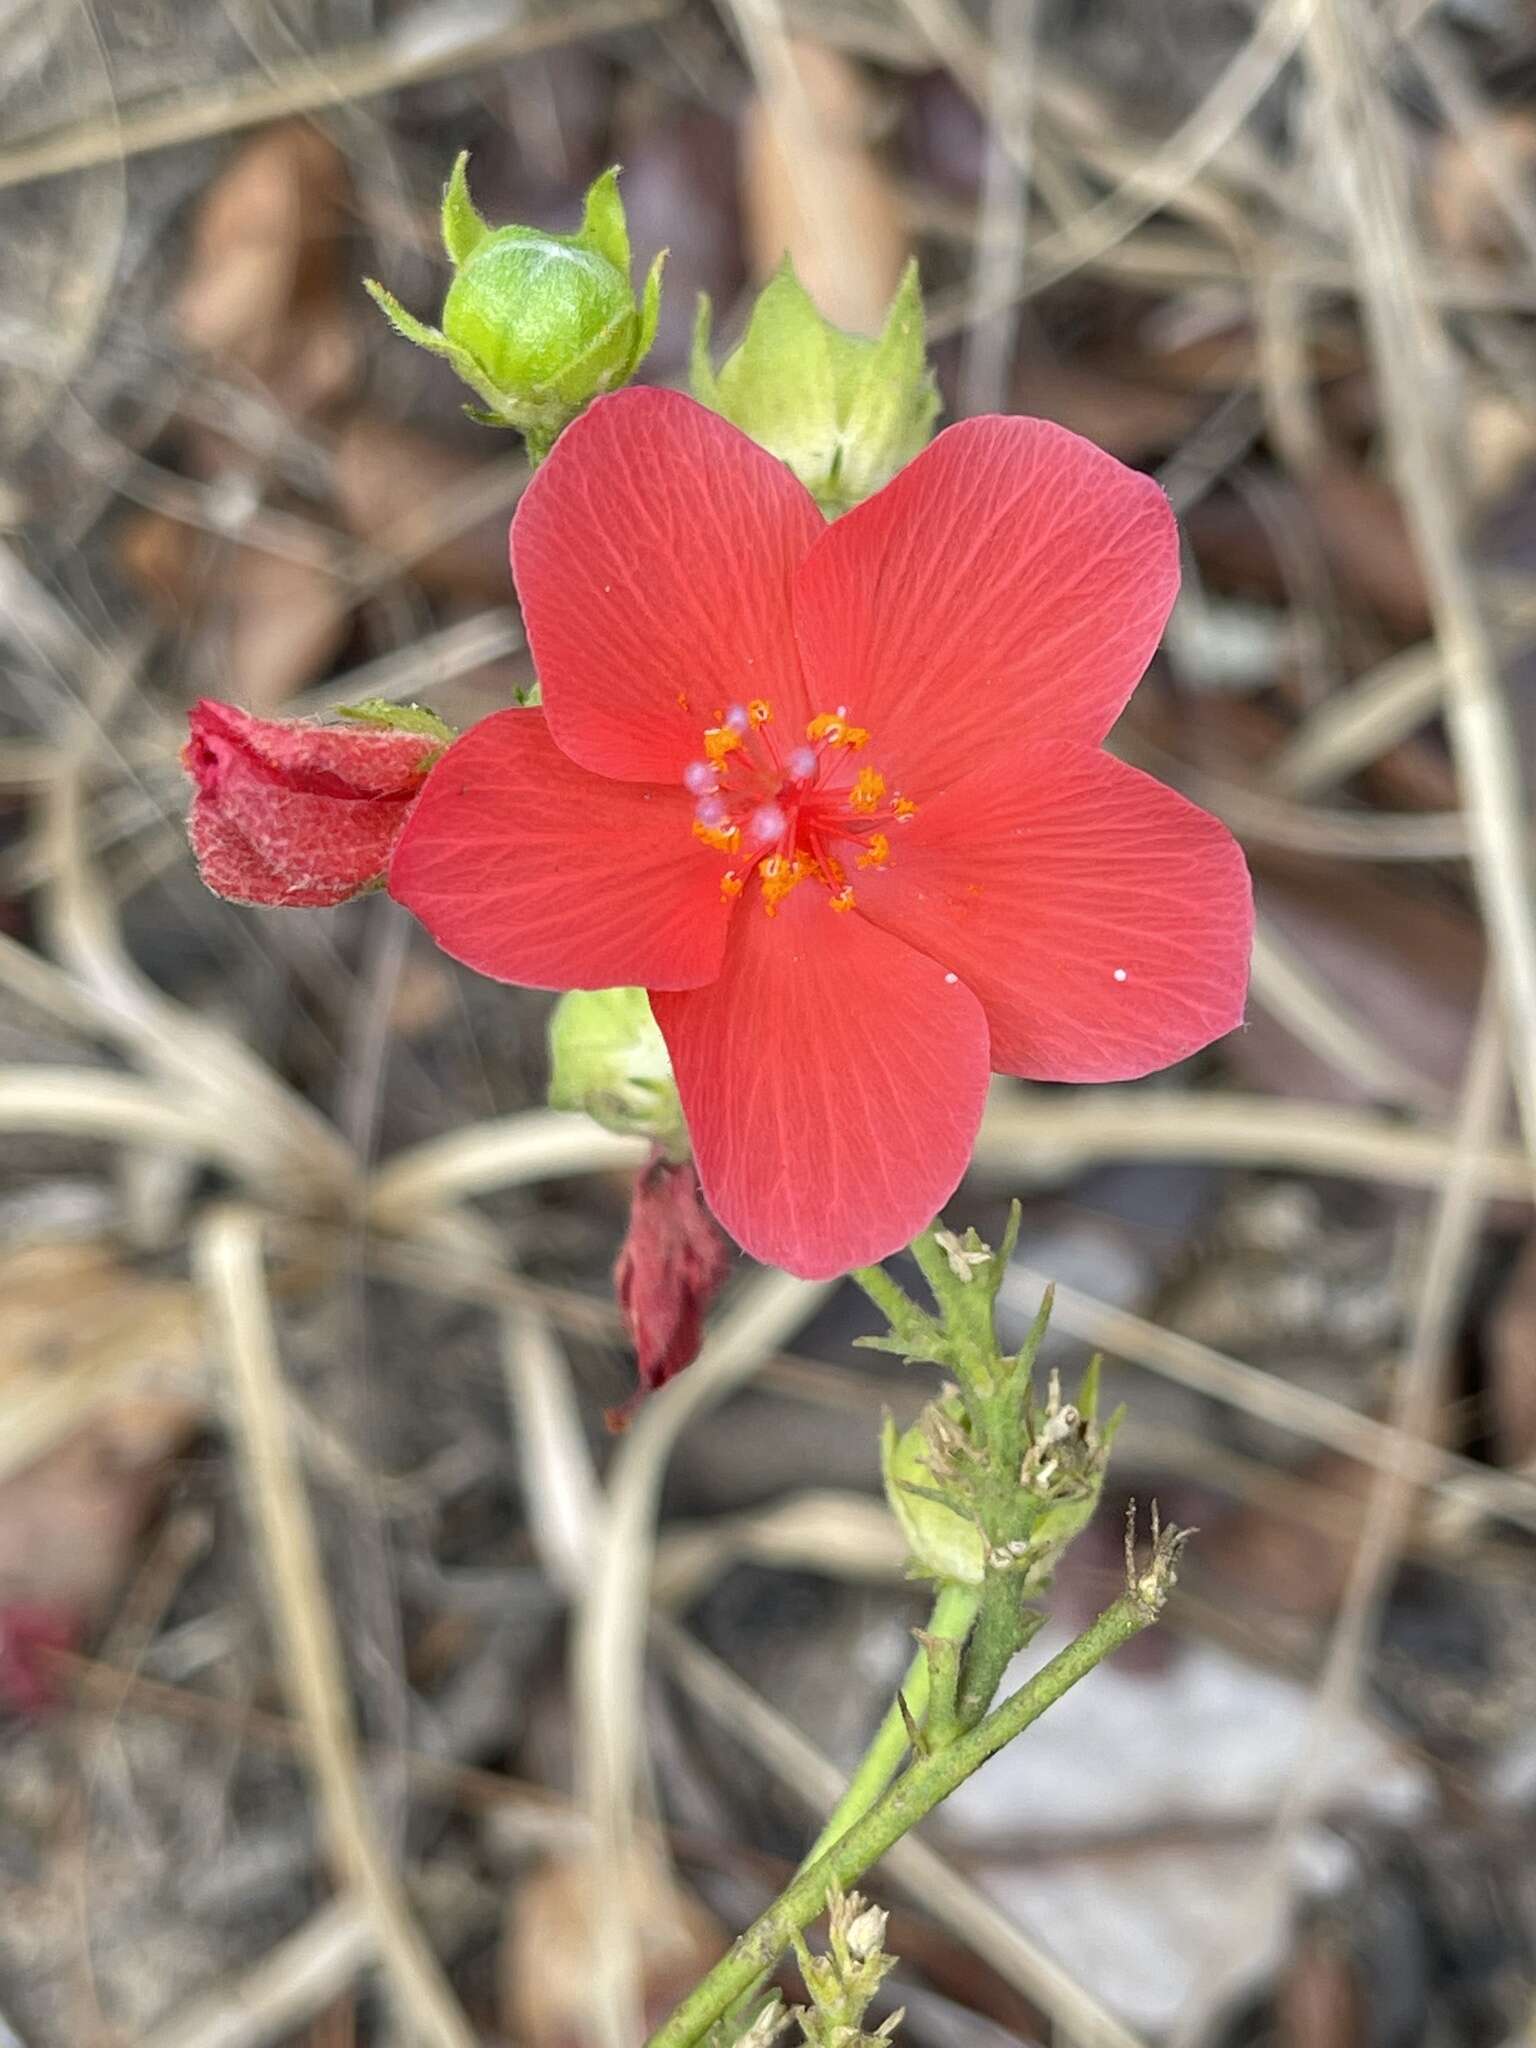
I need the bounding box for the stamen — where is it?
[683,760,718,795]
[806,711,869,750]
[693,820,740,853]
[720,871,744,899]
[829,886,856,913]
[747,699,772,726]
[703,726,742,767]
[855,833,890,869]
[893,796,918,822]
[849,768,886,814]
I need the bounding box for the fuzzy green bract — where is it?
[691,258,938,516]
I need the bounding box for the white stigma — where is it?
[683,760,717,795]
[787,745,817,781]
[724,703,751,735]
[695,794,728,827]
[746,802,786,844]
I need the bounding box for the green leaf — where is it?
[441,151,489,267]
[577,165,631,275]
[337,699,457,743]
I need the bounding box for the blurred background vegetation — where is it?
[3,1,1536,2044]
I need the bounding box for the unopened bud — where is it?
[366,157,664,458]
[692,258,938,515]
[546,985,685,1152]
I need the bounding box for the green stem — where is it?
[955,1575,1029,1729]
[644,1590,1158,2048]
[804,1580,979,1865]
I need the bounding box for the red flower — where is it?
[183,698,440,907]
[608,1147,733,1430]
[390,390,1252,1279]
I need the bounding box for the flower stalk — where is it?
[646,1519,1186,2048]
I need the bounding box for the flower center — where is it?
[682,700,916,915]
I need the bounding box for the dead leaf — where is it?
[1233,862,1483,1108]
[1486,1228,1536,1471]
[499,1846,723,2045]
[175,120,358,418]
[222,543,352,715]
[332,414,517,605]
[1304,463,1431,640]
[0,1243,205,1704]
[740,37,908,333]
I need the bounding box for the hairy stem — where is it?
[805,1579,980,1865]
[645,1588,1161,2048]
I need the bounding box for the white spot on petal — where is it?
[1113,967,1128,983]
[944,972,958,985]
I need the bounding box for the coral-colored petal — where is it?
[650,887,991,1279]
[389,709,731,990]
[186,793,387,908]
[853,746,1252,1081]
[511,388,825,783]
[792,415,1179,792]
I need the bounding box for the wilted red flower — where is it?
[608,1148,732,1430]
[183,698,441,907]
[391,389,1252,1278]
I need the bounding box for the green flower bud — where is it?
[547,985,686,1155]
[365,157,664,460]
[692,258,939,516]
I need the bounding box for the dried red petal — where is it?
[607,1149,732,1429]
[183,698,440,907]
[0,1600,80,1718]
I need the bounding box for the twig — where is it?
[137,1898,375,2048]
[1249,918,1448,1110]
[573,1268,832,2048]
[1006,1265,1536,1538]
[1303,0,1536,1170]
[972,1088,1531,1200]
[0,0,682,188]
[651,1616,1153,2048]
[193,1206,476,2048]
[1173,980,1509,2044]
[367,1108,644,1229]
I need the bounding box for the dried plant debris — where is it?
[4,0,1536,2040]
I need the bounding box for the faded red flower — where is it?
[183,698,440,907]
[608,1147,732,1430]
[390,389,1253,1279]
